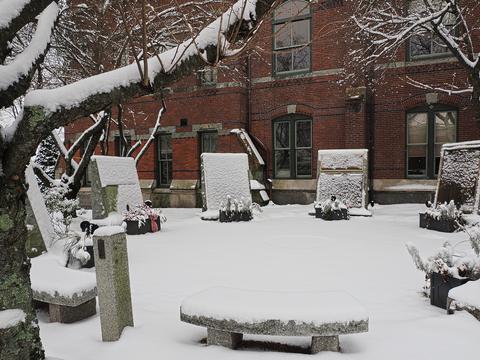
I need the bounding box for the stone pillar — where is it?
[207,328,243,349]
[311,335,340,353]
[93,228,134,341]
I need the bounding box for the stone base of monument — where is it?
[315,207,349,221]
[419,213,458,233]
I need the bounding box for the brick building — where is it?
[66,0,480,208]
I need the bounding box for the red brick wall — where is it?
[65,0,480,186]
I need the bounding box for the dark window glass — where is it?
[408,0,454,59]
[407,108,457,178]
[273,1,311,74]
[201,132,217,154]
[114,135,131,156]
[157,134,172,186]
[274,117,312,178]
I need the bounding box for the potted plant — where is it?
[315,196,349,221]
[219,196,253,223]
[419,200,465,233]
[123,204,167,235]
[406,227,480,309]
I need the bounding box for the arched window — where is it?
[273,0,311,75]
[273,115,312,178]
[407,105,457,178]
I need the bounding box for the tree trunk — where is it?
[0,174,44,360]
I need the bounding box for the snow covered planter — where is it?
[419,200,464,233]
[123,204,166,235]
[315,196,349,221]
[219,196,253,223]
[406,230,480,309]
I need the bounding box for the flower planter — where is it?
[419,213,458,233]
[315,207,349,221]
[430,272,469,309]
[219,210,252,223]
[125,218,161,235]
[83,246,95,268]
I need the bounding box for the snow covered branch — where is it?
[0,2,59,108]
[1,0,277,179]
[350,0,480,113]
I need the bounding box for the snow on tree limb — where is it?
[2,0,277,178]
[0,2,59,108]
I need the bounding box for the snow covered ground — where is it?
[40,204,480,359]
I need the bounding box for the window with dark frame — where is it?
[407,106,457,179]
[114,135,131,156]
[408,0,455,60]
[156,133,172,187]
[273,0,311,75]
[200,131,218,154]
[273,116,312,178]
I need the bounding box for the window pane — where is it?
[407,113,428,144]
[274,24,291,49]
[201,132,217,153]
[274,122,290,149]
[435,111,456,143]
[432,35,449,54]
[292,19,309,46]
[296,149,311,176]
[275,51,292,73]
[410,34,432,57]
[159,135,172,160]
[274,0,309,20]
[275,150,291,178]
[292,46,310,71]
[408,145,427,176]
[295,120,311,148]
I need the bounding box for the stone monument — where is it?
[316,149,369,214]
[435,141,480,213]
[89,156,143,219]
[93,226,134,341]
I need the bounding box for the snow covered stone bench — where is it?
[180,288,369,353]
[30,254,97,323]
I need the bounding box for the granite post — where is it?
[93,228,134,341]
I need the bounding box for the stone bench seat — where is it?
[30,254,97,323]
[180,287,369,353]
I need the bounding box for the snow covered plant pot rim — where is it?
[219,209,253,223]
[315,196,350,221]
[430,271,469,310]
[420,200,465,233]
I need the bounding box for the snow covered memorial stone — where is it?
[435,141,480,214]
[180,287,369,353]
[316,149,370,216]
[200,153,252,221]
[90,156,143,219]
[25,163,55,250]
[93,226,134,341]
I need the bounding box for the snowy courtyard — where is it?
[39,204,480,360]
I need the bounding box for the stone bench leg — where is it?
[311,335,340,353]
[207,328,243,349]
[48,298,97,323]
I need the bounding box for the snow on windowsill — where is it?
[383,184,437,192]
